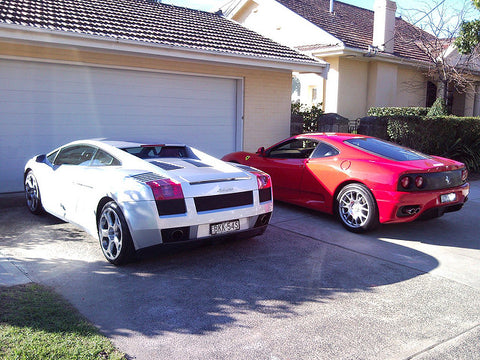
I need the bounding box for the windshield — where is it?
[345,138,430,161]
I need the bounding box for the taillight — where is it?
[146,179,184,200]
[415,176,424,188]
[253,171,272,189]
[462,168,468,182]
[400,176,411,189]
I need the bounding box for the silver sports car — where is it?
[24,140,273,264]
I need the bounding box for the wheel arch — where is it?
[332,180,379,213]
[96,196,115,230]
[24,168,33,180]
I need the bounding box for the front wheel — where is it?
[25,171,44,214]
[98,201,135,265]
[336,183,379,233]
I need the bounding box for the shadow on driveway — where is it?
[1,206,439,339]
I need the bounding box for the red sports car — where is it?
[222,133,470,232]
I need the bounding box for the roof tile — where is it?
[0,0,321,64]
[277,0,435,63]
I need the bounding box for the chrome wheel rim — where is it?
[339,189,370,228]
[99,208,123,261]
[25,173,40,212]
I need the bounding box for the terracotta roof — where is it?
[0,0,321,65]
[277,0,435,63]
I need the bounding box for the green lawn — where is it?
[0,283,125,359]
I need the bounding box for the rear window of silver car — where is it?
[123,146,197,159]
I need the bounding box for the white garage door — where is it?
[0,59,242,193]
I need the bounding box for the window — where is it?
[54,145,98,166]
[311,87,318,102]
[345,138,430,161]
[426,81,437,107]
[46,149,59,164]
[268,138,318,159]
[91,149,120,166]
[123,145,196,159]
[311,142,339,158]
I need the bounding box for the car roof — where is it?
[296,133,369,142]
[70,139,187,149]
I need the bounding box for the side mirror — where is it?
[256,147,266,156]
[35,154,46,163]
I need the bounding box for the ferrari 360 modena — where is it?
[222,133,469,232]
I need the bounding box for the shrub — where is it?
[367,107,429,117]
[426,98,448,116]
[291,101,324,133]
[386,115,480,172]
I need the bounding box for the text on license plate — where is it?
[441,193,457,203]
[210,220,240,235]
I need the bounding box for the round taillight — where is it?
[415,176,424,188]
[400,176,411,189]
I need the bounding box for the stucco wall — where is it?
[396,67,426,107]
[0,41,292,152]
[324,57,340,115]
[337,58,369,119]
[233,0,339,49]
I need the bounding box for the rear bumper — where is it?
[373,183,469,224]
[121,197,273,250]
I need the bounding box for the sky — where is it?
[161,0,477,35]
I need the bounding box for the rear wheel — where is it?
[98,201,134,265]
[25,171,44,214]
[336,183,379,233]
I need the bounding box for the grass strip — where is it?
[0,283,125,359]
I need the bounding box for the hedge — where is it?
[371,115,480,172]
[367,107,429,117]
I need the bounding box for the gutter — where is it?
[0,23,329,77]
[310,44,433,69]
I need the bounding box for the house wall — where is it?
[396,67,426,107]
[337,57,369,119]
[0,41,292,152]
[324,57,340,115]
[232,0,339,49]
[370,61,398,108]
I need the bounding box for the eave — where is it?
[308,44,433,69]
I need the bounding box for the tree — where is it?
[399,0,479,113]
[455,0,480,54]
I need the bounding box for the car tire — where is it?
[336,183,379,233]
[24,170,44,215]
[98,201,135,265]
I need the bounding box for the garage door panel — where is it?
[0,59,240,193]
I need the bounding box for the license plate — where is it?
[441,193,457,203]
[210,220,240,235]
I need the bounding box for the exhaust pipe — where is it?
[171,230,184,242]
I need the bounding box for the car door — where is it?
[73,148,122,231]
[298,141,341,212]
[254,138,318,202]
[51,145,98,221]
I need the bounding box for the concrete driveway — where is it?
[1,181,479,360]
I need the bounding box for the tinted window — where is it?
[311,142,339,158]
[123,146,195,159]
[345,138,430,161]
[268,139,318,159]
[46,149,59,164]
[91,149,120,166]
[54,145,97,166]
